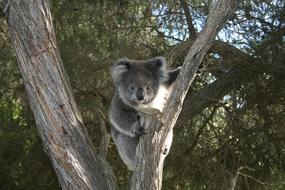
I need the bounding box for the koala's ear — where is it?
[153,57,166,70]
[152,57,168,83]
[111,59,130,84]
[164,67,181,87]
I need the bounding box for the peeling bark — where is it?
[5,1,116,189]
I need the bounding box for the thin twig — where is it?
[180,0,197,39]
[238,172,270,185]
[3,0,10,14]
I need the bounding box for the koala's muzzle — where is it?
[136,87,144,101]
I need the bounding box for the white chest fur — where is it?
[136,85,170,114]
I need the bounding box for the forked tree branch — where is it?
[174,36,285,123]
[131,0,239,189]
[163,0,238,126]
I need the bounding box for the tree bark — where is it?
[4,1,116,189]
[130,0,239,189]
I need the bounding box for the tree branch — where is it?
[2,0,10,14]
[167,34,285,124]
[178,40,285,123]
[131,0,239,189]
[178,69,249,125]
[180,0,197,39]
[163,0,239,136]
[6,1,116,189]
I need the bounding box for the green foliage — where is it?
[0,99,60,190]
[1,0,285,189]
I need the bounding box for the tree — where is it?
[1,0,115,189]
[2,0,284,190]
[0,0,239,189]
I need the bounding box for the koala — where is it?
[108,57,180,170]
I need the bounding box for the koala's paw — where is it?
[131,122,146,137]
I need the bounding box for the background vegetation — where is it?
[0,0,284,189]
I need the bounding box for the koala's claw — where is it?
[135,127,146,136]
[136,114,141,121]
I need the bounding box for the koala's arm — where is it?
[109,93,144,137]
[165,67,181,87]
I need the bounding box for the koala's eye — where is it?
[130,86,135,90]
[146,86,151,91]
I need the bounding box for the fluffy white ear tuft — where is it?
[111,59,130,84]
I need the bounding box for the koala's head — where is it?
[111,57,168,107]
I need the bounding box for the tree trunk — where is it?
[4,0,116,189]
[130,0,239,189]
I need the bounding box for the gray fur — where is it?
[109,57,180,170]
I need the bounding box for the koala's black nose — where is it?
[136,88,144,101]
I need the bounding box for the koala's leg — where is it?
[111,127,139,171]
